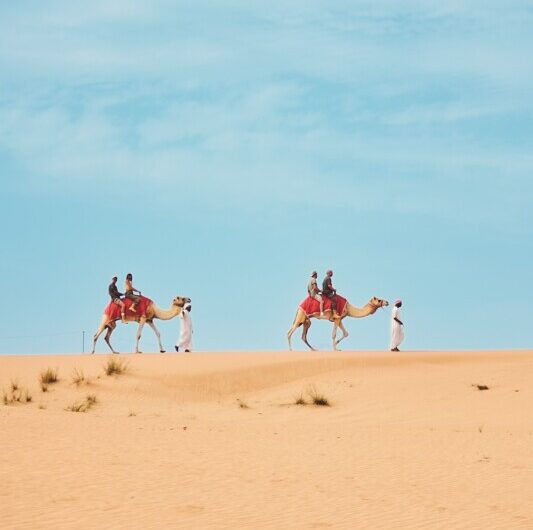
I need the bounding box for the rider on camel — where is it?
[322,270,340,321]
[308,271,324,317]
[124,273,142,313]
[108,276,126,323]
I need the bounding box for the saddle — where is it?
[104,295,153,320]
[299,294,347,317]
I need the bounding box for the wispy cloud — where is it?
[0,1,532,226]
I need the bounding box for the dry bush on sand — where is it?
[71,368,87,386]
[294,393,307,405]
[3,380,32,405]
[307,386,331,407]
[39,368,59,386]
[237,399,250,409]
[66,394,97,413]
[104,357,128,376]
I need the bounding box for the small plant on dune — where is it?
[39,367,59,386]
[104,357,128,376]
[2,381,32,405]
[237,399,250,409]
[71,368,86,386]
[473,384,490,391]
[294,393,307,406]
[307,386,330,407]
[66,394,97,413]
[40,382,48,393]
[23,389,32,402]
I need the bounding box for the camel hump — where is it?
[300,294,347,317]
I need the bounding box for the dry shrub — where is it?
[237,398,249,409]
[104,357,128,376]
[66,394,97,413]
[39,368,59,385]
[294,393,307,405]
[71,368,86,385]
[3,380,32,405]
[307,386,330,407]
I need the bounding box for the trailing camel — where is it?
[92,295,191,354]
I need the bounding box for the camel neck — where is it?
[347,303,377,318]
[152,305,182,320]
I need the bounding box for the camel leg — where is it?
[333,320,349,350]
[301,318,316,351]
[287,309,307,350]
[147,321,165,353]
[104,322,118,353]
[92,316,110,354]
[287,322,300,351]
[135,317,146,353]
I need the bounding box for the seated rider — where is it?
[322,270,339,321]
[108,276,126,323]
[308,271,324,317]
[124,273,141,313]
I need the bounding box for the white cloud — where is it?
[0,0,531,228]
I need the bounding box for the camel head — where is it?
[173,296,191,307]
[369,297,389,309]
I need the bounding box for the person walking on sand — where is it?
[175,303,193,352]
[390,300,405,352]
[124,273,141,313]
[308,271,324,317]
[108,276,126,323]
[322,270,339,320]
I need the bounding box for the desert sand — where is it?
[1,350,532,529]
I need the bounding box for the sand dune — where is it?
[1,350,532,529]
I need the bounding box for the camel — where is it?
[91,296,191,354]
[287,296,389,351]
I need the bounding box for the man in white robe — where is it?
[175,304,193,352]
[390,300,404,352]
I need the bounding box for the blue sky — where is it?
[0,1,531,353]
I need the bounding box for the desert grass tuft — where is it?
[473,384,490,391]
[307,386,331,407]
[237,399,250,409]
[294,393,307,405]
[23,389,32,402]
[3,382,32,405]
[39,367,59,386]
[104,357,128,376]
[71,368,86,386]
[66,394,98,413]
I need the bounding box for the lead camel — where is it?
[287,296,389,351]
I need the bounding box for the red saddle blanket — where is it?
[300,294,347,317]
[104,296,153,320]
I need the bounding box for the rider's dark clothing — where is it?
[108,283,123,301]
[322,276,337,312]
